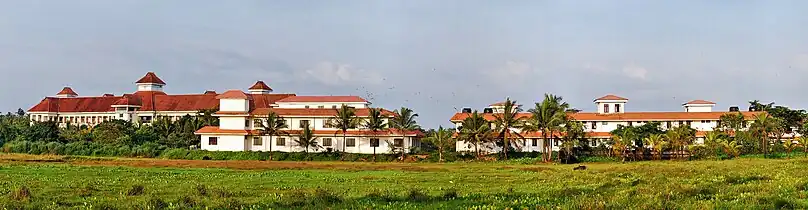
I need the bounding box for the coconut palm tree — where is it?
[423,126,454,162]
[363,108,387,161]
[797,136,808,157]
[643,134,666,160]
[491,98,524,160]
[610,127,636,162]
[703,131,726,160]
[784,139,798,159]
[329,105,360,156]
[560,120,586,163]
[458,111,494,158]
[718,137,742,159]
[523,94,570,162]
[259,111,288,161]
[294,125,321,159]
[750,113,778,156]
[389,107,420,159]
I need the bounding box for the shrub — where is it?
[441,188,458,200]
[9,185,31,201]
[177,195,197,208]
[195,184,208,196]
[3,141,31,153]
[145,196,167,209]
[312,188,342,204]
[45,142,64,154]
[126,185,145,196]
[28,141,48,154]
[161,148,190,159]
[406,188,430,202]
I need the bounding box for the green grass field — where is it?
[2,154,808,209]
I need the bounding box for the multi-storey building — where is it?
[27,72,421,153]
[450,95,763,152]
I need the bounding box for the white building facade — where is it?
[451,95,763,153]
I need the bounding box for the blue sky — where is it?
[1,1,807,128]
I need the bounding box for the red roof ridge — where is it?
[216,90,249,99]
[684,99,716,105]
[248,81,273,90]
[135,72,166,85]
[57,87,78,96]
[595,94,628,101]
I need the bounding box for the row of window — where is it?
[585,120,733,129]
[250,118,360,129]
[208,137,404,147]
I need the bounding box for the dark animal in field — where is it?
[573,165,587,171]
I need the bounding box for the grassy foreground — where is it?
[2,154,808,209]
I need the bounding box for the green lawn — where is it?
[2,155,808,209]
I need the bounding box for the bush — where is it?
[126,185,145,196]
[9,185,31,201]
[406,188,430,202]
[45,142,64,154]
[3,141,31,153]
[161,148,190,159]
[145,196,167,209]
[28,141,48,155]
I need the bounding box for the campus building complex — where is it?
[450,95,764,153]
[27,72,420,154]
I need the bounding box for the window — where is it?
[370,138,379,147]
[253,137,262,146]
[394,138,404,147]
[208,137,218,145]
[590,139,597,147]
[323,138,332,146]
[254,119,263,127]
[332,105,337,109]
[304,105,310,109]
[615,104,621,113]
[601,121,607,125]
[346,138,356,147]
[686,121,692,125]
[666,121,672,129]
[318,105,324,109]
[299,120,310,128]
[590,122,597,129]
[628,122,633,126]
[603,104,610,113]
[245,120,250,127]
[276,137,286,146]
[119,114,123,118]
[532,139,538,146]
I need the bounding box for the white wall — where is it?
[242,135,414,154]
[137,84,163,92]
[596,101,626,114]
[275,102,368,109]
[684,105,713,112]
[201,135,247,151]
[220,116,247,130]
[220,99,248,112]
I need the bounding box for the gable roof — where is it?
[248,81,272,91]
[57,87,78,96]
[595,94,628,101]
[113,94,142,106]
[135,72,166,85]
[216,90,249,99]
[684,100,716,105]
[276,96,368,103]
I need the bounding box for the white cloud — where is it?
[622,63,648,80]
[302,61,383,85]
[484,60,532,82]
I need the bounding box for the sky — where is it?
[1,1,808,128]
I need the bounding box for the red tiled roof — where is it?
[203,90,217,95]
[248,81,272,91]
[453,131,713,139]
[135,72,166,85]
[113,95,142,106]
[276,96,368,103]
[57,87,78,96]
[595,94,628,101]
[251,108,395,117]
[194,126,248,135]
[450,111,763,122]
[214,111,249,115]
[684,100,716,105]
[30,92,295,113]
[216,90,249,99]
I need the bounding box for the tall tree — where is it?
[458,111,494,158]
[523,94,570,162]
[423,126,454,162]
[491,98,524,160]
[363,108,387,160]
[560,120,586,163]
[703,131,727,160]
[643,134,666,160]
[389,107,420,159]
[750,113,779,156]
[797,136,808,158]
[294,125,320,157]
[748,100,774,112]
[329,105,360,156]
[259,111,288,160]
[718,112,746,133]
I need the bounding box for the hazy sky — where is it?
[1,1,808,128]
